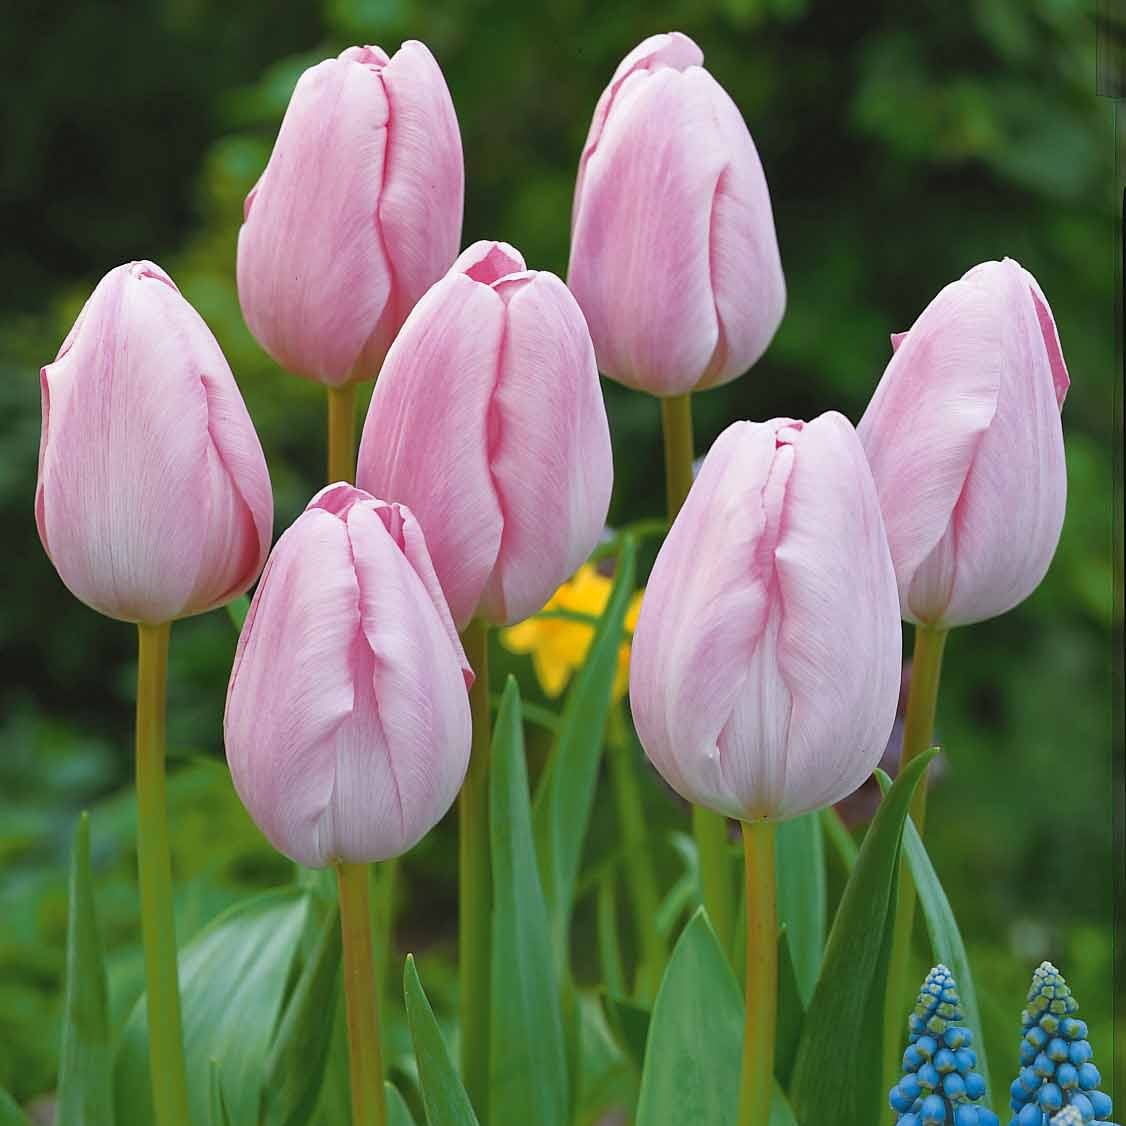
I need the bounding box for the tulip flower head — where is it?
[858,258,1068,629]
[224,484,472,868]
[357,240,614,628]
[629,413,901,822]
[1007,963,1115,1126]
[237,42,464,386]
[36,261,272,625]
[569,32,786,396]
[889,965,999,1126]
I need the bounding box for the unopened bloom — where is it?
[858,258,1069,629]
[629,413,900,821]
[356,240,613,627]
[237,42,463,386]
[36,261,272,624]
[568,32,785,396]
[502,563,643,701]
[224,484,471,867]
[1007,962,1115,1126]
[889,965,999,1126]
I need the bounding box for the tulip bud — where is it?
[568,31,785,397]
[224,484,472,867]
[356,240,613,628]
[629,413,900,821]
[35,261,272,625]
[858,258,1069,629]
[237,42,464,386]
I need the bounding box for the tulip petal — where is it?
[475,273,613,624]
[1021,265,1070,407]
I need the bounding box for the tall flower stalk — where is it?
[738,821,776,1126]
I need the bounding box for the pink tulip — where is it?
[568,32,786,397]
[237,42,464,386]
[858,258,1069,629]
[35,261,273,625]
[225,484,472,867]
[356,240,614,628]
[629,413,901,821]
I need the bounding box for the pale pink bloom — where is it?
[568,31,785,397]
[225,484,471,867]
[858,258,1069,628]
[36,261,272,624]
[356,240,614,628]
[237,42,463,386]
[629,414,901,821]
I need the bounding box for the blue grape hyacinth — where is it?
[889,964,999,1125]
[1008,962,1117,1126]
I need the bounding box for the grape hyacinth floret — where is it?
[1008,962,1117,1126]
[889,964,999,1126]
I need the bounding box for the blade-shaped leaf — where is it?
[601,994,651,1075]
[0,1091,31,1126]
[209,1059,232,1126]
[775,927,805,1089]
[386,1082,416,1126]
[490,678,568,1126]
[115,889,310,1126]
[263,908,342,1126]
[596,872,626,1000]
[226,594,249,631]
[533,537,637,963]
[403,955,479,1126]
[789,749,939,1126]
[56,813,113,1126]
[876,769,992,1099]
[636,909,792,1126]
[775,811,825,1006]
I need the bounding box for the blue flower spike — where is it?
[1008,962,1117,1126]
[890,965,999,1126]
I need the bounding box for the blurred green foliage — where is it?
[0,0,1116,1106]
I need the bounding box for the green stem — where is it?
[337,861,386,1126]
[606,706,666,999]
[738,821,776,1126]
[458,620,491,1122]
[659,392,736,956]
[134,621,190,1126]
[882,624,948,1097]
[327,383,358,485]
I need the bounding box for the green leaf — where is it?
[490,678,569,1126]
[403,955,479,1126]
[225,594,249,631]
[775,811,825,1006]
[875,769,992,1099]
[789,749,939,1126]
[820,805,859,872]
[0,1090,31,1126]
[774,927,805,1088]
[601,993,650,1074]
[262,908,342,1126]
[596,871,626,1000]
[115,889,311,1126]
[209,1060,232,1126]
[636,909,792,1125]
[385,1082,416,1126]
[533,537,638,962]
[56,813,113,1126]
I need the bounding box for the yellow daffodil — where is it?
[502,563,643,702]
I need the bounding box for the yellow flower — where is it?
[502,563,643,702]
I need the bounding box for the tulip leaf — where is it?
[209,1059,232,1126]
[601,993,651,1074]
[788,748,939,1126]
[596,871,627,1000]
[0,1090,32,1126]
[226,594,249,632]
[533,536,638,964]
[56,813,113,1126]
[386,1082,416,1126]
[775,926,805,1089]
[262,907,342,1126]
[875,769,992,1100]
[636,908,793,1126]
[403,954,479,1126]
[775,810,826,1006]
[490,678,569,1126]
[820,805,859,872]
[115,889,311,1126]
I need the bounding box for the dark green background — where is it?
[0,0,1117,1108]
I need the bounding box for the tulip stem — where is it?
[134,621,190,1126]
[660,392,736,957]
[327,383,358,485]
[738,820,776,1126]
[882,624,948,1098]
[459,619,492,1121]
[607,705,666,999]
[337,861,387,1126]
